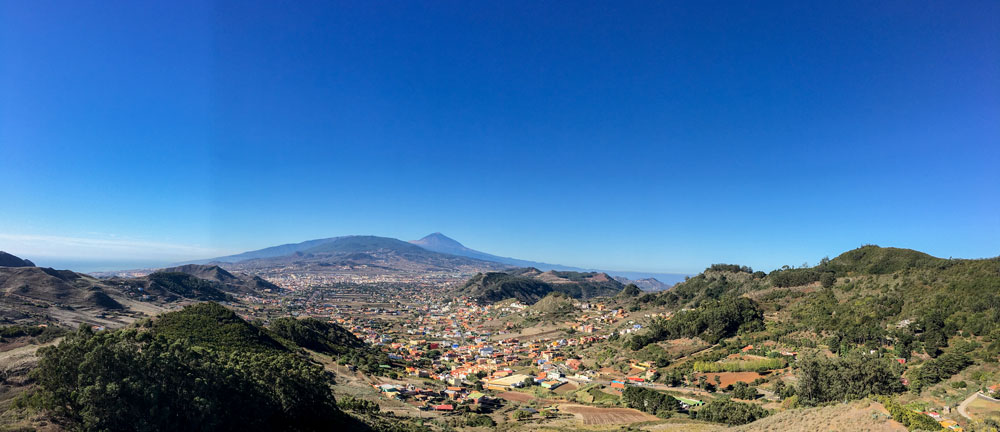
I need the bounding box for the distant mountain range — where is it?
[410,233,686,286]
[187,233,686,288]
[191,235,505,276]
[0,252,280,327]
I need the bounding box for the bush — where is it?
[465,414,496,427]
[691,399,769,425]
[878,396,941,431]
[796,352,904,404]
[622,386,681,417]
[630,297,764,349]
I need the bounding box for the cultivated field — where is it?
[560,404,659,425]
[694,371,765,387]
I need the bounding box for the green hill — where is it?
[29,302,372,431]
[625,245,1000,403]
[458,271,554,304]
[458,268,624,304]
[150,302,286,352]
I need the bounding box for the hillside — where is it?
[458,267,624,304]
[157,264,282,294]
[0,264,128,326]
[0,259,279,327]
[14,302,399,431]
[614,245,999,429]
[0,251,34,268]
[202,235,507,278]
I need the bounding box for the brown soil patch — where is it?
[499,391,535,403]
[553,382,578,395]
[561,404,659,425]
[695,371,764,387]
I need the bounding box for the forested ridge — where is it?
[20,303,414,432]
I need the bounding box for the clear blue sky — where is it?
[2,1,998,273]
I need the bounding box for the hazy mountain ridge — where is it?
[0,251,35,268]
[410,233,689,284]
[0,253,280,327]
[612,275,672,291]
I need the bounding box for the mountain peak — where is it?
[411,233,467,249]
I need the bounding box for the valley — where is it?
[2,241,998,431]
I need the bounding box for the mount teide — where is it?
[409,233,687,285]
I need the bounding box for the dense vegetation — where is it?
[150,302,286,352]
[908,351,972,391]
[0,324,66,343]
[621,386,681,417]
[630,297,764,349]
[459,272,554,304]
[28,303,358,431]
[877,396,942,431]
[270,317,392,374]
[690,399,769,425]
[795,352,905,405]
[147,272,231,301]
[693,357,786,373]
[459,269,623,304]
[617,283,642,298]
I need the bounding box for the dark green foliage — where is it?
[792,290,902,347]
[795,352,904,404]
[622,386,681,417]
[150,302,286,353]
[31,319,354,431]
[731,382,759,400]
[147,272,231,301]
[909,351,972,390]
[820,272,836,288]
[270,317,391,374]
[460,272,554,304]
[691,399,769,425]
[769,268,820,288]
[877,396,942,431]
[460,270,622,304]
[707,264,753,273]
[270,317,365,355]
[465,414,496,427]
[818,245,951,276]
[630,297,765,349]
[618,284,642,298]
[338,396,380,414]
[0,324,66,343]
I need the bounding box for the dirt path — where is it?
[958,392,1000,420]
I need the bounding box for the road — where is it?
[957,391,1000,420]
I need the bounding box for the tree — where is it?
[820,272,836,288]
[796,352,904,404]
[691,399,769,425]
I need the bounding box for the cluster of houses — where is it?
[373,383,496,412]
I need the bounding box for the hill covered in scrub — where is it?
[616,245,1000,424]
[20,302,415,431]
[457,268,624,304]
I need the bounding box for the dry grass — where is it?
[560,404,659,425]
[731,400,907,432]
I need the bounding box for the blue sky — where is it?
[1,1,998,273]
